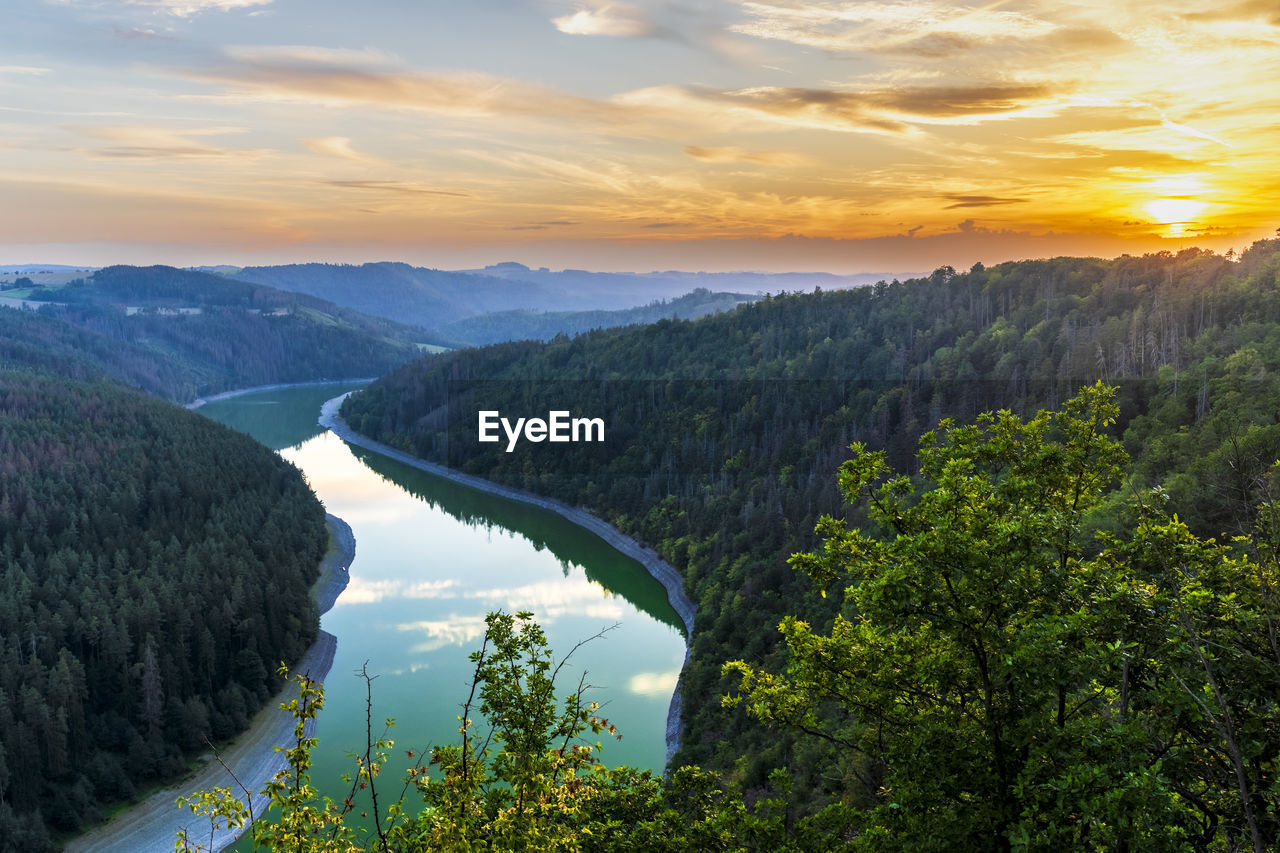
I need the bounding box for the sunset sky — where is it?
[2,0,1276,272]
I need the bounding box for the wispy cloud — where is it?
[639,82,1062,135]
[49,0,271,17]
[1182,0,1280,27]
[152,0,270,13]
[1161,118,1231,147]
[178,39,1063,141]
[175,53,640,129]
[1049,122,1228,158]
[228,45,399,66]
[511,220,579,230]
[325,180,471,198]
[302,136,379,163]
[683,145,807,165]
[730,0,1059,56]
[68,124,262,159]
[0,66,53,75]
[944,194,1028,208]
[554,1,653,37]
[109,26,170,40]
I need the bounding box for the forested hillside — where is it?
[341,240,1280,799]
[1,265,425,401]
[0,373,329,849]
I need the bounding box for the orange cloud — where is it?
[325,180,470,198]
[943,195,1028,209]
[673,82,1063,134]
[683,145,808,165]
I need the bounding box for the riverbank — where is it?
[186,379,375,410]
[66,513,354,853]
[318,393,696,764]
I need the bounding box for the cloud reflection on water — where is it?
[397,615,489,654]
[627,670,680,696]
[465,580,627,622]
[335,577,458,605]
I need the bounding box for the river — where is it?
[197,382,687,845]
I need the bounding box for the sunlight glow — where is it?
[5,0,1276,265]
[1144,198,1209,237]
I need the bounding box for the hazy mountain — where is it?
[227,261,908,344]
[434,288,758,346]
[230,262,566,329]
[464,261,919,299]
[0,263,96,274]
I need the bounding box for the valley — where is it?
[4,243,1280,851]
[8,1,1275,846]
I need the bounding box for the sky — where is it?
[1,0,1276,272]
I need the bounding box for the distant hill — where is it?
[464,260,915,298]
[186,265,242,276]
[434,288,758,346]
[0,266,99,287]
[2,265,430,401]
[230,262,565,329]
[229,261,902,343]
[0,263,95,274]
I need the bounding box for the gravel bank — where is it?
[65,514,355,853]
[318,393,697,763]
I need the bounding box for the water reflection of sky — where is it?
[203,386,686,848]
[278,428,684,778]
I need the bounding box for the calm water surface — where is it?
[199,384,684,836]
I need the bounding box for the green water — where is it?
[199,384,685,842]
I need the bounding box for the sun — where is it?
[1144,198,1209,238]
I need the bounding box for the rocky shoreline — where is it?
[317,393,697,763]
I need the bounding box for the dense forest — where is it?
[339,240,1280,846]
[189,384,1280,851]
[0,372,329,850]
[2,265,425,402]
[434,288,757,347]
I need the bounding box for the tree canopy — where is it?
[728,384,1280,851]
[0,372,329,849]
